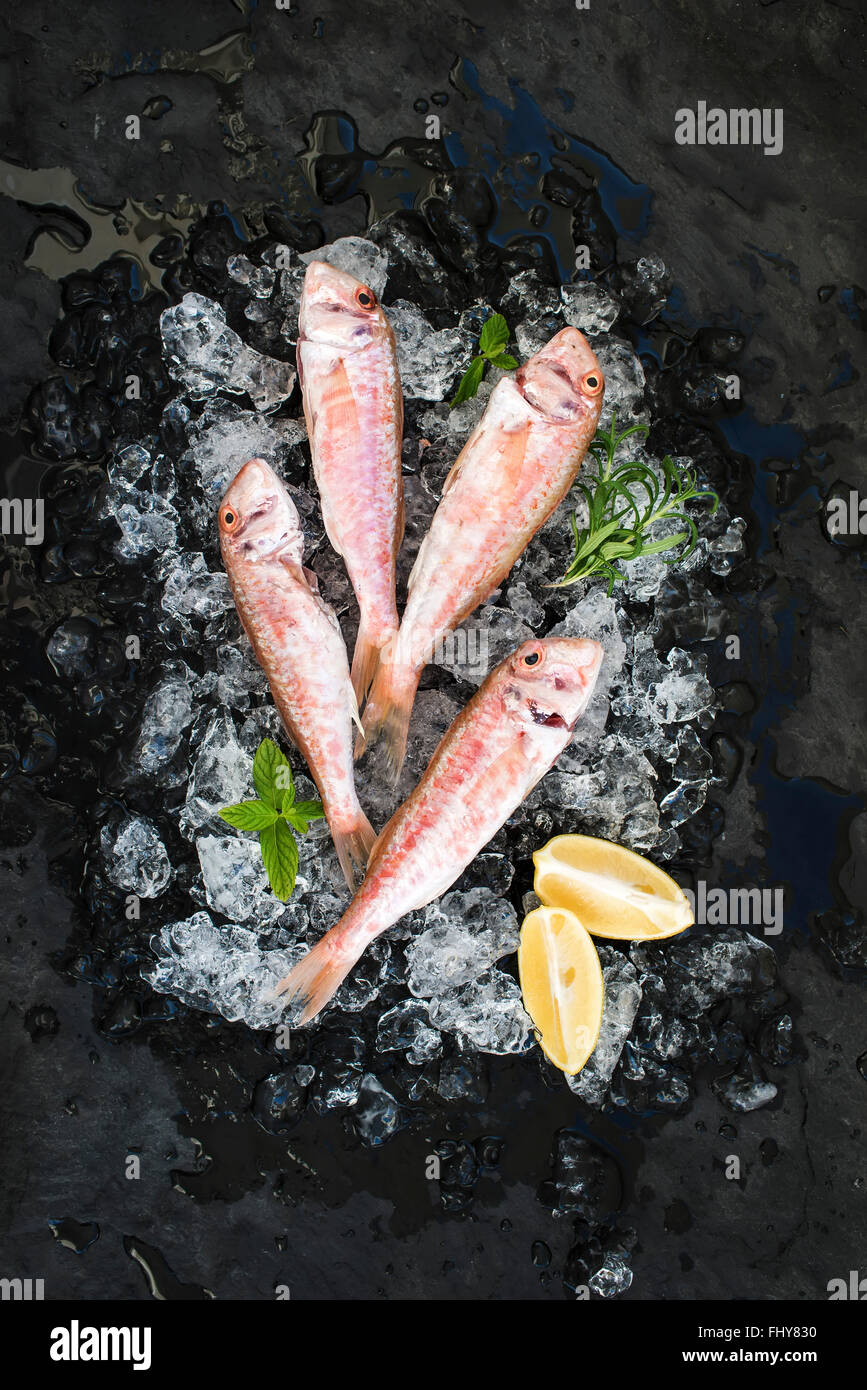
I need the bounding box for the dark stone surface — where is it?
[0,0,864,1302]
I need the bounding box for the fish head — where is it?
[502,637,604,734]
[298,260,390,352]
[218,458,305,568]
[515,326,604,427]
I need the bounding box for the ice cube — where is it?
[332,937,391,1014]
[147,912,300,1029]
[589,1254,634,1298]
[376,999,443,1065]
[406,887,521,997]
[132,662,195,776]
[179,710,254,837]
[515,311,565,359]
[386,299,472,400]
[194,832,286,928]
[707,518,746,576]
[419,372,496,443]
[592,337,647,428]
[567,950,642,1106]
[211,641,269,708]
[100,814,172,897]
[108,443,151,488]
[352,1074,411,1146]
[160,293,295,412]
[226,254,276,299]
[500,270,561,320]
[160,552,232,625]
[431,605,534,687]
[560,281,620,336]
[183,399,295,507]
[650,648,716,723]
[626,253,670,323]
[711,1056,778,1112]
[428,969,532,1055]
[506,579,545,629]
[105,489,179,560]
[300,236,388,298]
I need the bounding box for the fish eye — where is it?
[523,649,543,667]
[220,505,241,533]
[355,286,376,309]
[581,370,604,397]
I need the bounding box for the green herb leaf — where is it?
[259,819,299,902]
[557,411,720,590]
[253,737,294,810]
[274,761,295,810]
[450,355,485,408]
[450,314,519,407]
[283,798,326,835]
[218,800,279,831]
[479,313,509,358]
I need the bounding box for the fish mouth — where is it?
[298,261,379,346]
[527,699,570,729]
[516,327,603,421]
[516,360,582,419]
[221,460,302,560]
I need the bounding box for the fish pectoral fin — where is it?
[280,557,314,590]
[440,456,465,497]
[319,497,345,558]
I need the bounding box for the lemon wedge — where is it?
[518,905,604,1074]
[533,834,693,941]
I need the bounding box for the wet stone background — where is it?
[0,1,865,1301]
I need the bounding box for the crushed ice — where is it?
[91,231,756,1127]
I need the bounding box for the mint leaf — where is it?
[479,313,509,358]
[491,352,518,370]
[450,355,485,408]
[218,800,279,831]
[253,738,293,809]
[283,798,325,834]
[274,761,295,810]
[259,819,299,901]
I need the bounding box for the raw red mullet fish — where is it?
[276,636,604,1022]
[358,325,604,777]
[219,458,375,892]
[297,260,404,705]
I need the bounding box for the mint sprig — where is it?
[450,313,519,408]
[218,737,325,901]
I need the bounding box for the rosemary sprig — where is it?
[557,413,720,593]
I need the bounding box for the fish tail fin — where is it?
[332,809,376,893]
[274,919,369,1024]
[355,660,419,781]
[350,621,382,708]
[348,619,397,706]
